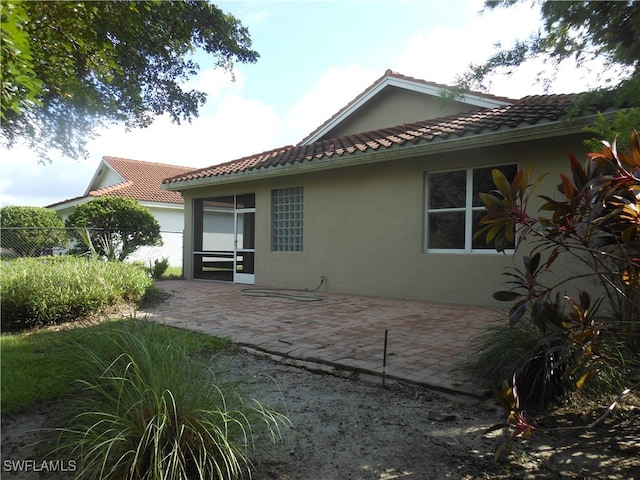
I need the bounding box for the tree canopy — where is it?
[458,1,639,106]
[0,1,258,162]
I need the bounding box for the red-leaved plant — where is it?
[477,131,640,417]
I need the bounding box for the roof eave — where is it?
[47,196,92,210]
[162,113,606,192]
[138,200,185,209]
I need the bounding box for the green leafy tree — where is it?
[0,206,69,257]
[0,1,42,123]
[66,197,162,261]
[0,0,258,162]
[455,1,639,143]
[460,1,639,99]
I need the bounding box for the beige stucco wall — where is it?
[180,133,591,308]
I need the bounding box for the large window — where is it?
[271,187,303,252]
[425,164,517,252]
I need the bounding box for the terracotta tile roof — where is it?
[298,69,516,145]
[163,93,585,188]
[90,157,194,204]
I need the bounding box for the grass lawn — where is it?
[1,319,229,415]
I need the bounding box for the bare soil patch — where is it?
[2,349,638,479]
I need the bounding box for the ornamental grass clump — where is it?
[50,322,289,480]
[467,322,572,410]
[0,256,152,330]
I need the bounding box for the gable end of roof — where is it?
[298,69,516,146]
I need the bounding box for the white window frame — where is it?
[424,164,517,254]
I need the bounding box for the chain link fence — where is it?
[0,227,184,269]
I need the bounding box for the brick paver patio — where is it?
[143,280,504,396]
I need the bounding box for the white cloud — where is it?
[0,142,97,207]
[202,93,282,160]
[185,66,242,104]
[87,94,280,168]
[392,2,622,98]
[392,3,544,95]
[285,65,380,141]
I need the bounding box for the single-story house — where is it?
[48,156,195,266]
[162,70,617,307]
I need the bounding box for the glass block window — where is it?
[271,187,303,251]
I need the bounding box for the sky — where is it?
[0,0,618,207]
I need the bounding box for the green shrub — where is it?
[0,205,70,256]
[50,322,288,480]
[65,197,162,261]
[467,322,570,410]
[149,257,170,279]
[0,256,152,330]
[468,322,543,389]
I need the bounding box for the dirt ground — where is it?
[2,349,639,480]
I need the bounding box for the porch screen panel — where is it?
[193,196,235,281]
[271,187,303,252]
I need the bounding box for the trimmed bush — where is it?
[0,205,70,257]
[0,256,152,330]
[65,197,162,261]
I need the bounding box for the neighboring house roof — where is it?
[299,69,515,145]
[88,156,194,204]
[163,92,605,190]
[48,157,194,209]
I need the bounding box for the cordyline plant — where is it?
[488,373,537,463]
[476,131,640,437]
